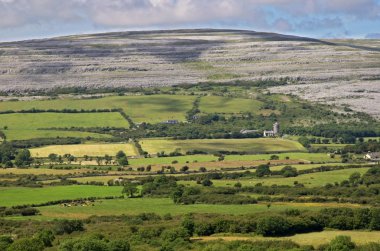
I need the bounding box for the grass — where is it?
[0,95,195,123]
[224,153,341,163]
[3,130,112,141]
[0,112,127,140]
[206,73,242,80]
[30,198,368,220]
[270,163,367,172]
[197,230,380,247]
[0,186,123,207]
[30,143,138,157]
[311,144,351,149]
[179,167,370,188]
[140,138,306,154]
[129,155,218,166]
[199,96,263,114]
[68,176,126,183]
[0,167,97,175]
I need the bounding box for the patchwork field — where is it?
[1,30,379,118]
[0,112,127,140]
[179,167,370,188]
[0,95,195,123]
[30,143,138,157]
[0,186,123,207]
[140,138,306,154]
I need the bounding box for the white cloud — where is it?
[0,0,379,33]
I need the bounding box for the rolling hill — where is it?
[0,29,379,117]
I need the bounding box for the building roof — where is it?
[366,152,380,159]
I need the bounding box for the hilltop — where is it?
[0,29,379,117]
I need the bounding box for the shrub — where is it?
[325,235,355,251]
[160,228,190,242]
[7,238,44,251]
[54,219,84,235]
[256,215,291,236]
[108,239,130,251]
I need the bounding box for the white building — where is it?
[263,122,280,137]
[365,152,380,161]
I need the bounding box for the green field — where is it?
[0,95,195,123]
[199,231,380,247]
[140,138,306,154]
[30,143,138,157]
[179,167,370,188]
[199,96,263,114]
[32,198,364,220]
[270,163,367,171]
[129,154,218,166]
[224,152,340,163]
[0,112,127,140]
[0,186,122,207]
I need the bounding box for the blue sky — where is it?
[0,0,379,41]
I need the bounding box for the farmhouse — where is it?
[240,129,260,134]
[263,122,280,137]
[365,152,380,161]
[162,120,179,124]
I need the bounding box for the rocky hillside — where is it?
[0,29,379,117]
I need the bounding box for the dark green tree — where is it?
[122,182,138,198]
[256,164,271,177]
[14,149,33,167]
[281,166,298,177]
[256,215,290,236]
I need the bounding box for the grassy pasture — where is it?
[0,186,122,207]
[129,155,218,166]
[179,167,370,188]
[30,143,137,157]
[128,152,337,167]
[224,153,340,163]
[199,96,263,114]
[0,112,127,140]
[2,130,111,141]
[31,198,367,220]
[270,163,368,172]
[143,159,304,172]
[197,231,380,247]
[140,138,306,154]
[0,95,195,123]
[311,144,351,149]
[0,167,98,175]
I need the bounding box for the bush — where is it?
[7,238,44,251]
[35,230,55,247]
[161,228,190,242]
[54,219,84,235]
[20,207,39,216]
[281,166,298,177]
[59,237,108,251]
[325,235,355,251]
[370,208,380,230]
[256,215,291,236]
[256,164,271,177]
[201,179,213,187]
[0,236,13,251]
[108,239,130,251]
[195,223,215,236]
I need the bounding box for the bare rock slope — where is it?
[0,29,379,117]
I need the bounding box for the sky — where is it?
[0,0,380,41]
